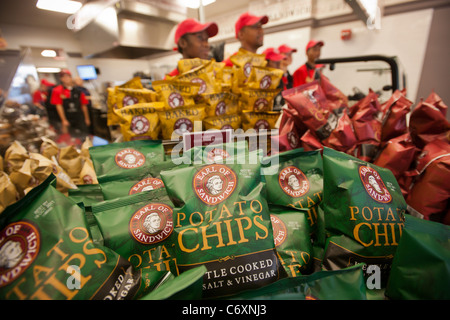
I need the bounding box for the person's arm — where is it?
[56,104,70,133]
[51,87,70,132]
[292,65,307,87]
[80,92,91,126]
[81,104,90,127]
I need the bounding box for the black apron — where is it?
[62,86,88,137]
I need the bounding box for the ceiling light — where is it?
[182,0,216,9]
[41,49,57,57]
[36,67,61,73]
[36,0,82,14]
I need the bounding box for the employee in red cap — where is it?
[50,69,91,138]
[223,12,269,67]
[278,44,297,90]
[292,40,324,87]
[165,18,219,78]
[262,47,286,70]
[32,78,54,113]
[263,48,287,110]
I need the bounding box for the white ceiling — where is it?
[0,0,75,29]
[0,0,253,30]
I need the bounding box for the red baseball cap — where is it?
[174,18,218,45]
[59,69,72,77]
[40,79,54,86]
[278,44,297,54]
[262,48,286,62]
[235,12,269,38]
[305,40,324,52]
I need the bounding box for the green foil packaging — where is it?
[160,150,286,298]
[0,175,167,300]
[320,147,407,297]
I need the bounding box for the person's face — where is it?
[307,45,321,62]
[267,59,280,69]
[180,30,210,60]
[238,22,264,51]
[60,74,73,87]
[280,58,289,73]
[283,52,293,65]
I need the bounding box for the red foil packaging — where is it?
[348,89,380,120]
[373,133,418,179]
[319,74,348,112]
[409,93,450,149]
[322,110,357,152]
[300,130,323,151]
[380,90,413,143]
[282,81,330,140]
[406,139,450,224]
[425,90,448,117]
[349,89,382,160]
[272,110,302,153]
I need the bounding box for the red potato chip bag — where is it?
[424,90,448,117]
[319,74,348,111]
[373,133,418,179]
[300,130,323,151]
[409,97,450,149]
[406,139,450,224]
[322,110,357,153]
[350,90,382,143]
[282,81,331,140]
[352,118,382,145]
[271,112,302,153]
[349,89,380,120]
[380,90,413,143]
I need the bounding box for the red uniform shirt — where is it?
[33,90,47,105]
[293,64,315,87]
[50,85,88,106]
[164,68,180,79]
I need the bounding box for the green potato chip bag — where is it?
[140,265,206,300]
[98,160,185,200]
[270,205,313,277]
[89,140,165,179]
[385,215,450,300]
[160,150,287,298]
[0,175,168,300]
[183,140,248,165]
[68,184,104,207]
[228,263,367,300]
[320,147,406,298]
[87,189,178,274]
[262,148,323,242]
[262,148,323,210]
